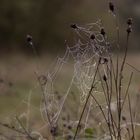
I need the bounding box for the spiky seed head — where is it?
[122,116,126,121]
[70,24,78,29]
[67,125,72,130]
[101,28,106,36]
[103,74,107,81]
[50,126,58,136]
[104,58,108,63]
[90,34,95,40]
[26,34,32,42]
[127,18,133,26]
[109,2,114,12]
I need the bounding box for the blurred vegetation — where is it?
[0,0,140,54]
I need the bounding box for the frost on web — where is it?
[40,20,111,126]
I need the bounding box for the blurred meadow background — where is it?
[0,0,140,139]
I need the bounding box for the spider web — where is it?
[40,20,111,126]
[0,20,112,139]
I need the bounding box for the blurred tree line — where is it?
[0,0,139,54]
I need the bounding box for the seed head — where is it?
[50,126,58,136]
[127,18,133,26]
[109,2,114,12]
[100,28,106,36]
[67,125,72,130]
[90,34,95,40]
[26,34,32,43]
[122,116,126,121]
[103,74,107,81]
[70,24,78,29]
[104,58,108,63]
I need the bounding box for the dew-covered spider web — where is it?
[0,20,114,140]
[39,19,112,126]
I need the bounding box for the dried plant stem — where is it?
[121,72,133,110]
[126,63,140,73]
[117,32,130,140]
[107,63,117,138]
[98,66,117,138]
[98,69,109,106]
[110,56,119,114]
[128,94,135,140]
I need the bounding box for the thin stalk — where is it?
[117,32,130,140]
[98,67,118,132]
[128,94,135,140]
[121,72,133,110]
[106,64,117,138]
[126,63,140,73]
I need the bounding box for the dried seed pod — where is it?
[122,116,126,121]
[104,58,108,63]
[103,74,107,81]
[100,28,105,36]
[70,24,78,29]
[26,34,32,42]
[109,2,114,12]
[127,18,133,26]
[67,125,72,130]
[50,126,58,136]
[90,34,95,40]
